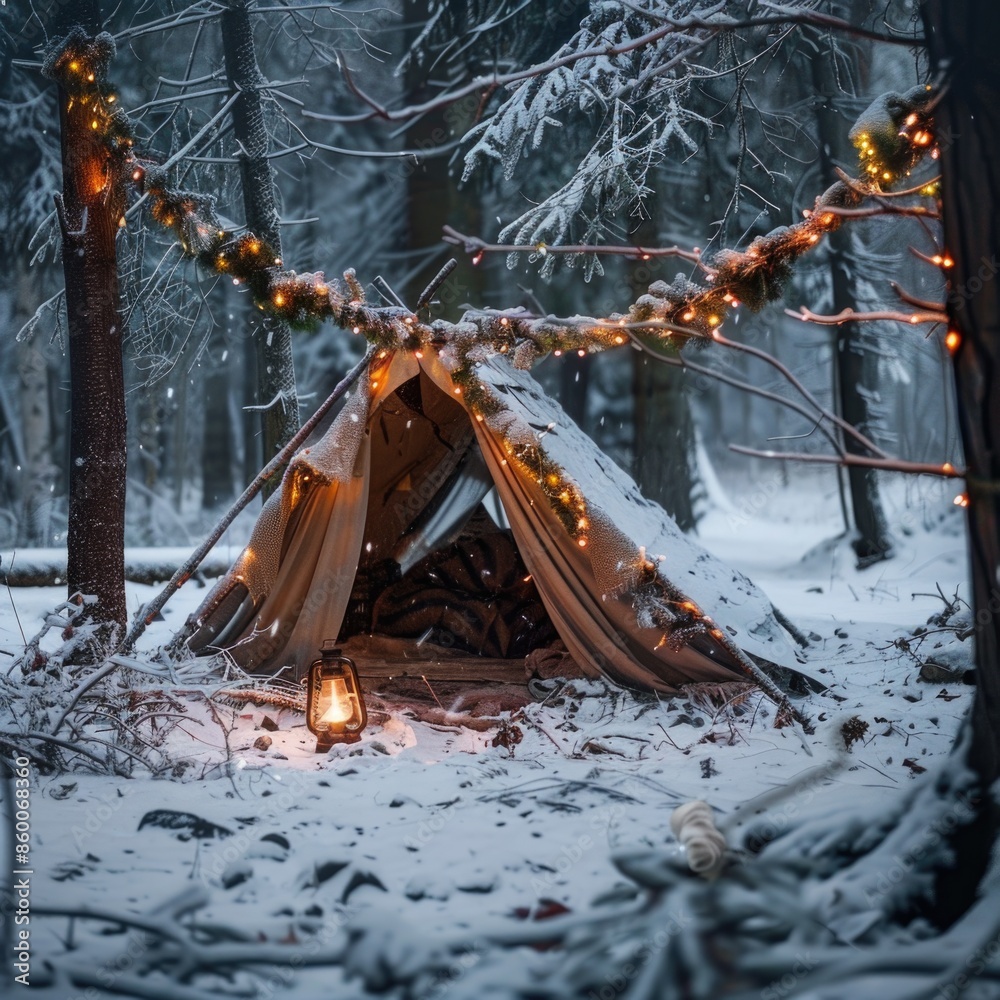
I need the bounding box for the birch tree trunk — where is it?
[221,0,299,481]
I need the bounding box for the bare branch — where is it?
[889,281,946,313]
[305,6,920,127]
[729,445,964,479]
[710,330,890,458]
[823,203,940,220]
[788,306,948,326]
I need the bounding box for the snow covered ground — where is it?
[0,476,977,997]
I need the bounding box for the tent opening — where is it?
[337,371,560,660]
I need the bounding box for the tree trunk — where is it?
[221,0,299,483]
[202,367,234,509]
[47,16,127,631]
[811,54,892,568]
[401,1,484,315]
[14,260,58,547]
[922,0,1000,917]
[17,342,57,547]
[558,353,591,428]
[630,220,699,532]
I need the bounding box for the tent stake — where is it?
[119,346,376,656]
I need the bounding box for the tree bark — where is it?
[47,18,128,631]
[221,0,299,482]
[811,54,892,568]
[202,367,234,509]
[401,1,485,315]
[14,260,59,547]
[922,0,1000,918]
[630,219,699,532]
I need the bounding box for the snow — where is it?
[0,477,978,997]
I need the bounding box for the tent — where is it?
[186,349,803,695]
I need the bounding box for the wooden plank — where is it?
[356,656,526,685]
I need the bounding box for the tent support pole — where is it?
[118,346,376,656]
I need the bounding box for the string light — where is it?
[945,330,961,353]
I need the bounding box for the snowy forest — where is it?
[1,0,999,997]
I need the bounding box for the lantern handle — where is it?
[319,639,356,669]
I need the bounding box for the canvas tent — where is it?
[187,349,803,695]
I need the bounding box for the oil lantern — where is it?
[306,642,367,751]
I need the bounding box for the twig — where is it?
[421,675,446,711]
[729,445,964,479]
[372,275,408,309]
[627,334,846,457]
[442,225,708,269]
[159,93,240,173]
[787,306,948,326]
[834,168,941,199]
[889,281,946,313]
[2,554,26,647]
[306,9,918,126]
[50,658,121,737]
[0,731,109,768]
[416,258,458,310]
[520,713,564,753]
[821,203,940,220]
[712,329,891,459]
